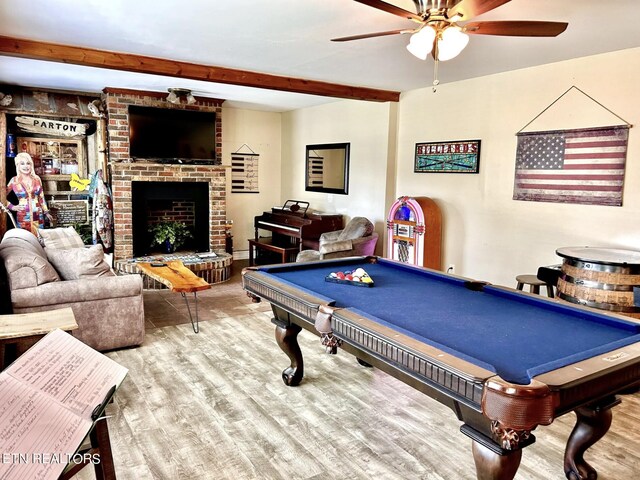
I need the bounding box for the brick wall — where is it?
[104,89,226,260]
[147,200,196,226]
[103,88,223,163]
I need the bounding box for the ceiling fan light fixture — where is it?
[437,26,469,61]
[406,25,436,60]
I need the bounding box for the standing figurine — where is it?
[90,169,113,250]
[6,152,52,234]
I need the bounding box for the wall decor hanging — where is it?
[16,116,89,137]
[414,139,480,173]
[514,86,632,206]
[231,144,259,193]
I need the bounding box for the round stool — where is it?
[516,274,554,297]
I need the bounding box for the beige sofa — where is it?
[0,228,145,351]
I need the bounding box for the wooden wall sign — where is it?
[414,139,481,173]
[16,116,88,137]
[50,200,89,226]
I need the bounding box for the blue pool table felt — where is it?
[262,259,640,385]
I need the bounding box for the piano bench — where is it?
[248,238,299,266]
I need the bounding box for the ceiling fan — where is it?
[332,0,568,89]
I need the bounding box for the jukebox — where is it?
[386,196,442,270]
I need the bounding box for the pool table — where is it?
[242,256,640,480]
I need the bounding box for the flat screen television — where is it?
[128,106,217,162]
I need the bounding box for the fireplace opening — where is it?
[132,181,209,257]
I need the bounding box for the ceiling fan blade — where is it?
[464,21,568,37]
[448,0,512,21]
[353,0,423,22]
[331,29,414,42]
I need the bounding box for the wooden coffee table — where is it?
[114,252,233,288]
[136,260,211,333]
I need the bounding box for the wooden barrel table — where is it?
[556,246,640,318]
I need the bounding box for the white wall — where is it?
[281,100,397,253]
[396,47,640,286]
[227,47,640,281]
[221,107,282,256]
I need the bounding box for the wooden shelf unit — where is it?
[17,136,87,196]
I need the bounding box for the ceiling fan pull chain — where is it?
[432,58,440,93]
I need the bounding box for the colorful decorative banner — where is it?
[513,126,629,206]
[414,139,480,173]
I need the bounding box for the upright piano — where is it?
[250,200,343,265]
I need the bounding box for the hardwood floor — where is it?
[77,261,640,479]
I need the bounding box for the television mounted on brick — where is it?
[128,105,217,164]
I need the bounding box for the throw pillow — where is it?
[39,227,85,250]
[337,217,374,241]
[46,244,113,280]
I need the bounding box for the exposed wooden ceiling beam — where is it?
[0,36,400,103]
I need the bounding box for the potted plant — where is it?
[148,220,193,253]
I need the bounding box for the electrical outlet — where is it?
[447,264,455,274]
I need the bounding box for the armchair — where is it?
[297,216,378,262]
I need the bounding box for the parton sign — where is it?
[16,116,88,137]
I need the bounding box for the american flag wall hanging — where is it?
[513,126,629,206]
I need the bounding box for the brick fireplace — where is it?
[104,89,226,261]
[111,163,226,260]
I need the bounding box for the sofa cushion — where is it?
[320,239,353,255]
[39,227,85,250]
[46,245,114,280]
[11,275,142,309]
[0,244,61,289]
[296,250,322,262]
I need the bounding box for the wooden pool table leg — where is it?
[564,397,618,480]
[274,322,304,386]
[472,441,521,480]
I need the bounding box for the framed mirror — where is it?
[305,142,350,195]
